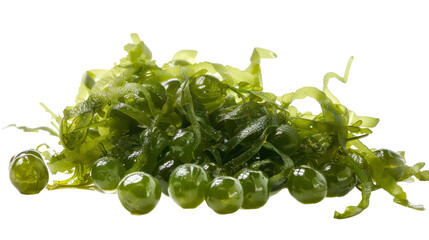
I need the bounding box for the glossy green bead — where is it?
[9,151,49,194]
[168,164,209,208]
[117,172,161,215]
[205,176,243,214]
[189,74,225,112]
[235,168,270,209]
[287,166,327,204]
[153,158,182,196]
[319,161,357,197]
[90,157,126,191]
[373,148,406,180]
[190,74,223,101]
[267,124,300,155]
[170,130,195,163]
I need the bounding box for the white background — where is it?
[1,0,428,239]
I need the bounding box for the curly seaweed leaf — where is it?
[5,124,59,137]
[279,86,349,148]
[76,69,106,104]
[351,139,424,210]
[245,47,277,90]
[323,56,354,104]
[334,155,371,219]
[171,50,198,66]
[415,170,429,181]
